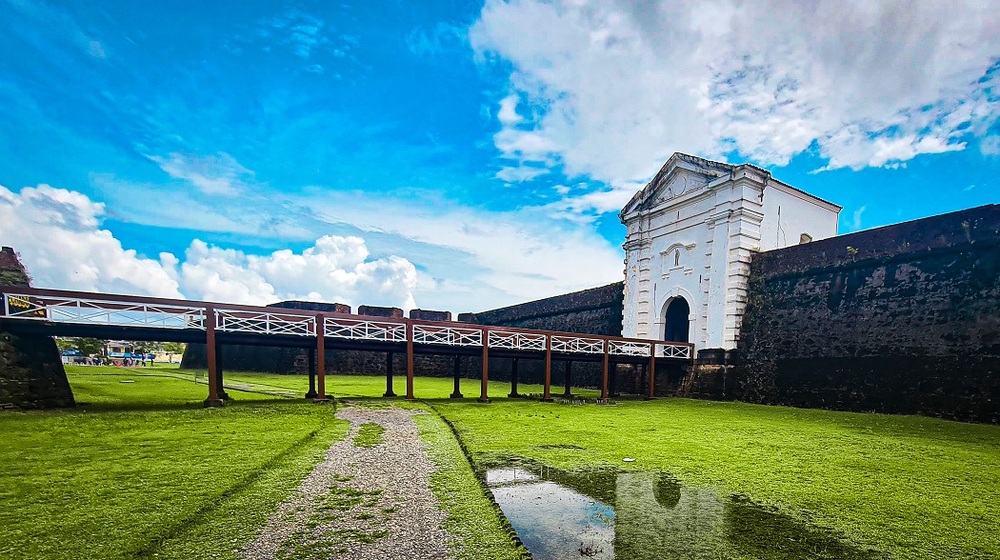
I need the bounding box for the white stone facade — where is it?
[619,153,841,351]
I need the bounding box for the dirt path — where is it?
[241,406,455,560]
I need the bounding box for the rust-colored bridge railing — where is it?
[0,286,693,405]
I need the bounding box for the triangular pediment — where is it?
[620,153,734,220]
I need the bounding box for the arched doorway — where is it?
[663,297,690,343]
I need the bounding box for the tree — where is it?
[72,337,106,357]
[130,341,162,355]
[55,337,75,352]
[161,342,186,363]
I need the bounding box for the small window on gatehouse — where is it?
[799,233,813,244]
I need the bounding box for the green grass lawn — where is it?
[199,368,602,401]
[4,368,998,559]
[429,397,1000,560]
[0,366,349,560]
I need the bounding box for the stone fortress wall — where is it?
[731,204,1000,423]
[0,247,75,409]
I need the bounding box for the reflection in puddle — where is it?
[485,462,886,560]
[489,466,614,559]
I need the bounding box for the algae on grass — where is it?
[353,422,386,447]
[276,480,389,560]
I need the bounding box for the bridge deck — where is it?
[1,286,693,404]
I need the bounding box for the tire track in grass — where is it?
[133,423,329,558]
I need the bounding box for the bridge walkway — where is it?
[0,287,693,405]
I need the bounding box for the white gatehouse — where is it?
[619,153,841,353]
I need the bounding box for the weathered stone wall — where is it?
[0,246,75,409]
[459,282,624,336]
[735,205,1000,422]
[456,283,627,390]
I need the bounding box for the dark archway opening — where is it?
[664,297,690,343]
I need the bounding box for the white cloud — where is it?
[496,164,548,182]
[0,185,418,310]
[406,22,467,57]
[148,152,253,196]
[471,0,1000,199]
[88,176,624,313]
[0,184,182,297]
[178,236,417,309]
[259,10,326,59]
[982,136,1000,156]
[850,205,867,231]
[303,190,624,311]
[497,94,523,126]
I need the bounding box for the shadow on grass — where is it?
[71,397,311,413]
[131,427,324,558]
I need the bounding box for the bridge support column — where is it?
[204,305,223,407]
[601,342,610,400]
[216,340,229,401]
[384,352,396,397]
[646,344,656,400]
[314,314,331,403]
[305,348,317,399]
[508,357,520,398]
[478,333,490,403]
[609,362,618,398]
[451,355,463,398]
[562,360,572,398]
[542,337,553,402]
[405,322,415,400]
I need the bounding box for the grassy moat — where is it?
[1,365,997,559]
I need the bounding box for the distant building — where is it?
[619,153,841,352]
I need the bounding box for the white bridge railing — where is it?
[608,340,651,357]
[2,292,206,330]
[488,330,547,351]
[654,342,693,359]
[216,310,316,336]
[413,324,482,346]
[1,289,694,360]
[324,317,407,342]
[550,334,605,354]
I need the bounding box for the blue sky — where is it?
[1,0,998,313]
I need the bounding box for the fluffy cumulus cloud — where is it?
[471,0,1000,204]
[304,191,624,310]
[0,185,418,309]
[0,184,182,297]
[177,236,417,309]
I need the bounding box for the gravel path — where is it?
[241,406,455,560]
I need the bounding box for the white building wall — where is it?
[759,185,839,250]
[620,154,841,352]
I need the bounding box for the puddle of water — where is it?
[489,466,614,559]
[485,461,886,560]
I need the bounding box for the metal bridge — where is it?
[0,286,693,405]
